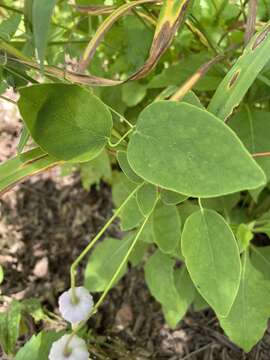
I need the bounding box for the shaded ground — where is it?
[1,97,270,359]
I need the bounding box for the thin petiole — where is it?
[107,105,134,129]
[92,213,151,311]
[0,95,17,105]
[198,198,204,212]
[67,200,156,346]
[70,183,142,302]
[108,128,134,148]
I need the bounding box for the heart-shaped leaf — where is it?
[18,84,112,162]
[127,101,265,197]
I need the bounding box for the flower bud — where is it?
[59,287,94,324]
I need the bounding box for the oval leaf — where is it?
[117,150,143,184]
[127,101,265,197]
[161,189,188,205]
[18,84,112,162]
[144,251,181,317]
[181,209,241,316]
[136,183,158,216]
[153,203,181,254]
[33,0,56,69]
[219,252,270,352]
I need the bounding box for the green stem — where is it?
[70,184,142,302]
[108,105,134,129]
[198,198,204,212]
[0,95,16,105]
[66,205,154,349]
[93,214,151,311]
[108,128,134,148]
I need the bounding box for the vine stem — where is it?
[252,151,270,158]
[108,128,134,147]
[107,105,134,129]
[0,95,17,105]
[91,212,152,312]
[198,198,204,212]
[65,203,154,352]
[70,184,142,302]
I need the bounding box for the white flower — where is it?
[59,287,94,324]
[49,334,89,360]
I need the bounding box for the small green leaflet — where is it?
[153,203,181,254]
[127,101,266,197]
[0,300,22,355]
[33,0,56,69]
[0,14,21,41]
[219,252,270,352]
[145,251,182,324]
[163,266,195,328]
[201,193,240,215]
[112,172,144,230]
[80,150,111,191]
[117,150,142,184]
[122,82,147,107]
[161,189,188,205]
[181,209,241,316]
[15,330,64,360]
[251,245,270,280]
[136,183,158,216]
[18,84,112,163]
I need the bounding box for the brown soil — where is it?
[1,97,270,360]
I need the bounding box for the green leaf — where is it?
[201,193,240,215]
[181,209,241,316]
[139,218,155,243]
[163,266,195,328]
[161,189,188,205]
[229,109,270,180]
[112,172,143,230]
[129,236,149,266]
[178,201,200,224]
[0,300,22,355]
[0,265,4,285]
[193,292,209,312]
[22,299,48,322]
[153,203,181,254]
[80,150,111,190]
[0,147,59,195]
[136,183,158,216]
[15,330,64,360]
[208,22,270,119]
[236,223,254,253]
[18,84,112,162]
[145,251,182,321]
[32,0,56,69]
[0,14,21,41]
[84,237,132,292]
[117,151,142,184]
[121,82,147,107]
[250,246,270,280]
[127,101,265,198]
[148,52,222,91]
[219,252,270,352]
